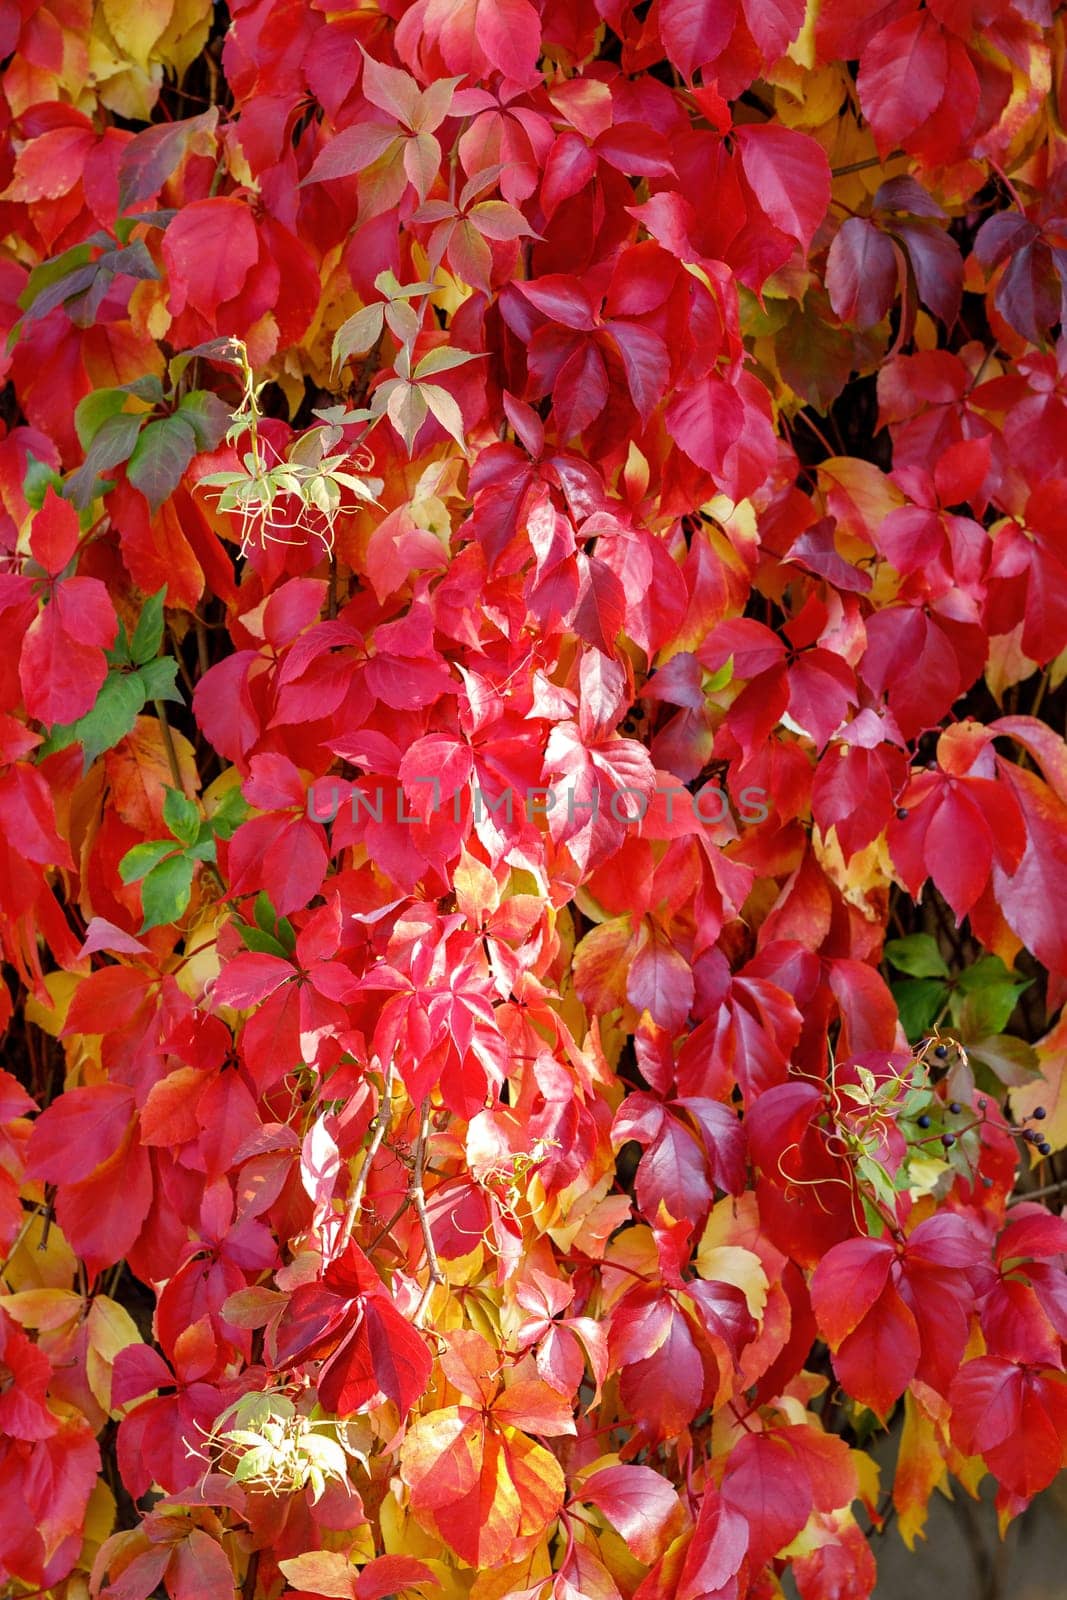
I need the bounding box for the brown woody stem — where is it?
[411,1096,444,1325]
[338,1060,394,1253]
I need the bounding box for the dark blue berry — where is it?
[941,1133,956,1148]
[896,807,909,820]
[934,1044,949,1060]
[917,1114,931,1129]
[949,1102,962,1115]
[1039,1142,1052,1157]
[1034,1106,1047,1120]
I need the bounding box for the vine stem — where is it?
[411,1095,445,1326]
[1009,1175,1067,1205]
[241,1550,260,1600]
[338,1060,394,1255]
[154,698,184,791]
[831,151,903,177]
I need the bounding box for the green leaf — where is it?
[11,239,104,339]
[859,1195,887,1239]
[276,915,297,955]
[17,240,98,312]
[901,1087,935,1119]
[207,785,249,840]
[232,1445,276,1483]
[163,786,200,847]
[45,670,147,770]
[107,622,132,669]
[177,389,233,452]
[892,978,948,1041]
[856,1153,897,1210]
[129,588,167,665]
[120,838,178,884]
[254,892,277,935]
[23,454,65,510]
[120,375,167,406]
[137,656,183,703]
[185,833,217,863]
[373,270,436,299]
[332,303,385,371]
[139,852,195,933]
[236,922,291,958]
[419,382,467,450]
[703,657,734,694]
[74,389,129,451]
[413,345,486,379]
[127,414,199,511]
[967,1035,1040,1088]
[956,980,1030,1040]
[884,934,950,979]
[956,954,1015,992]
[66,411,146,509]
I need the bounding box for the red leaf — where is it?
[26,1083,135,1183]
[857,13,949,153]
[676,1486,748,1600]
[735,124,831,253]
[21,597,113,725]
[826,217,898,327]
[831,1283,920,1417]
[162,197,260,316]
[809,1237,895,1347]
[665,375,745,489]
[659,0,738,79]
[356,1555,438,1600]
[212,952,294,1009]
[474,0,542,80]
[29,488,80,576]
[578,1464,682,1564]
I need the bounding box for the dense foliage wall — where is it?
[3,2,1067,1597]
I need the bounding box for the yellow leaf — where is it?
[155,0,213,74]
[101,0,175,68]
[1011,1010,1067,1155]
[277,1551,356,1599]
[25,971,80,1037]
[817,457,903,547]
[87,1295,143,1413]
[1,1288,81,1330]
[892,1390,948,1549]
[693,1243,769,1320]
[3,1208,78,1291]
[106,714,198,835]
[79,1477,117,1569]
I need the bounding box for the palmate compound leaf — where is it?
[399,1330,573,1567]
[10,0,1067,1591]
[273,1241,432,1420]
[810,1217,986,1417]
[278,1551,438,1600]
